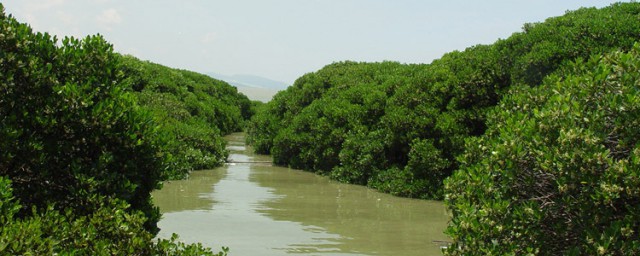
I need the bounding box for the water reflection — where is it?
[152,169,225,213]
[152,133,449,255]
[250,165,449,255]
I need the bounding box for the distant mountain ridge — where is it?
[207,73,289,90]
[207,73,289,102]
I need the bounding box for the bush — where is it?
[443,44,640,255]
[0,6,163,231]
[0,177,227,255]
[0,4,233,254]
[119,55,252,178]
[247,2,640,200]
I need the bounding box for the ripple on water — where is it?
[152,133,449,256]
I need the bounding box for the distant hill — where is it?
[207,73,289,102]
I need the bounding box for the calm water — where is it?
[152,133,449,255]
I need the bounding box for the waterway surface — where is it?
[152,133,449,255]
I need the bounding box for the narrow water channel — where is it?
[152,133,449,255]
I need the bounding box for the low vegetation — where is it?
[3,1,640,254]
[0,3,245,254]
[248,2,640,254]
[119,55,253,179]
[248,2,640,200]
[444,42,640,255]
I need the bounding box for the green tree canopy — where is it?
[444,43,640,255]
[0,7,163,230]
[0,4,244,253]
[119,55,253,178]
[248,2,640,199]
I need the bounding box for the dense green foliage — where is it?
[0,7,163,231]
[0,4,240,254]
[444,43,640,255]
[119,56,252,178]
[248,2,640,199]
[0,177,226,255]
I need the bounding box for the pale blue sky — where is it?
[3,0,627,84]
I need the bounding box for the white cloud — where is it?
[201,32,217,44]
[56,10,75,25]
[18,0,67,29]
[96,8,122,30]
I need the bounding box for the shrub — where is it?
[444,44,640,255]
[0,4,236,254]
[0,5,163,231]
[119,55,251,178]
[247,2,640,200]
[0,176,227,255]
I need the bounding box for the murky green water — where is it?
[152,133,450,255]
